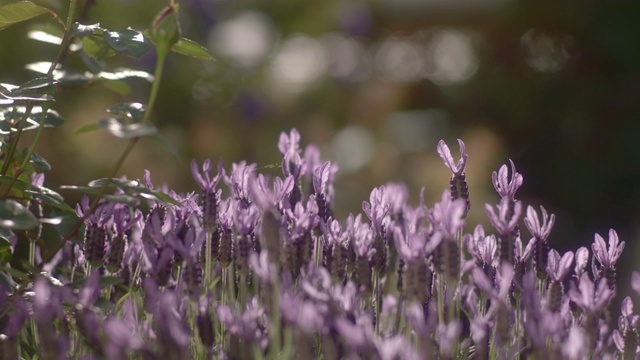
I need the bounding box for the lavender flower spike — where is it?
[437,139,470,216]
[492,159,523,198]
[592,229,625,270]
[437,139,467,176]
[524,205,555,241]
[592,229,625,289]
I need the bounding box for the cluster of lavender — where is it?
[1,129,638,359]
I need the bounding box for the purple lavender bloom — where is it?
[191,158,225,232]
[278,128,302,156]
[524,205,555,240]
[431,190,466,239]
[492,159,523,199]
[485,196,522,266]
[547,249,574,283]
[632,271,640,296]
[227,161,257,208]
[313,161,335,222]
[569,273,614,315]
[545,249,574,312]
[525,205,555,280]
[216,298,269,350]
[592,229,625,289]
[485,197,522,237]
[612,296,639,359]
[362,185,391,238]
[437,139,467,176]
[437,139,470,215]
[76,196,115,267]
[251,173,294,211]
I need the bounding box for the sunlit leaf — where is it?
[17,76,58,92]
[103,28,151,58]
[63,178,180,206]
[0,1,53,31]
[29,151,51,172]
[171,37,215,60]
[0,200,39,230]
[0,107,64,135]
[71,22,102,38]
[143,30,215,60]
[96,69,153,82]
[98,118,157,138]
[108,102,146,122]
[82,34,115,60]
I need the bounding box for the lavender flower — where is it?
[524,205,555,279]
[191,158,225,232]
[592,229,625,290]
[485,196,522,267]
[313,161,335,222]
[545,249,574,312]
[492,159,523,199]
[437,139,470,216]
[227,161,257,208]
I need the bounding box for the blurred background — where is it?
[1,0,640,299]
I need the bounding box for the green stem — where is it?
[143,51,167,124]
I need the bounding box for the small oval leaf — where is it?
[0,200,39,230]
[0,2,53,31]
[98,118,158,138]
[103,28,151,58]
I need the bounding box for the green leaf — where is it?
[0,1,52,31]
[74,123,102,135]
[103,28,151,58]
[108,102,146,123]
[29,151,51,172]
[16,76,58,92]
[170,37,215,60]
[0,106,64,135]
[82,34,115,60]
[98,117,157,138]
[0,83,52,102]
[71,22,102,38]
[0,200,38,230]
[143,30,215,60]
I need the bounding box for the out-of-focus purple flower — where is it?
[574,246,590,280]
[485,196,522,237]
[251,174,294,211]
[431,190,466,239]
[375,335,423,360]
[313,161,335,222]
[191,158,225,232]
[612,296,639,359]
[227,161,257,208]
[362,185,391,238]
[151,291,191,359]
[592,229,624,289]
[216,298,268,350]
[278,128,301,157]
[437,139,470,215]
[525,205,555,279]
[631,271,640,295]
[569,273,613,315]
[437,139,467,176]
[280,290,330,335]
[436,320,462,359]
[492,159,523,199]
[547,249,574,282]
[486,196,522,266]
[524,205,555,241]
